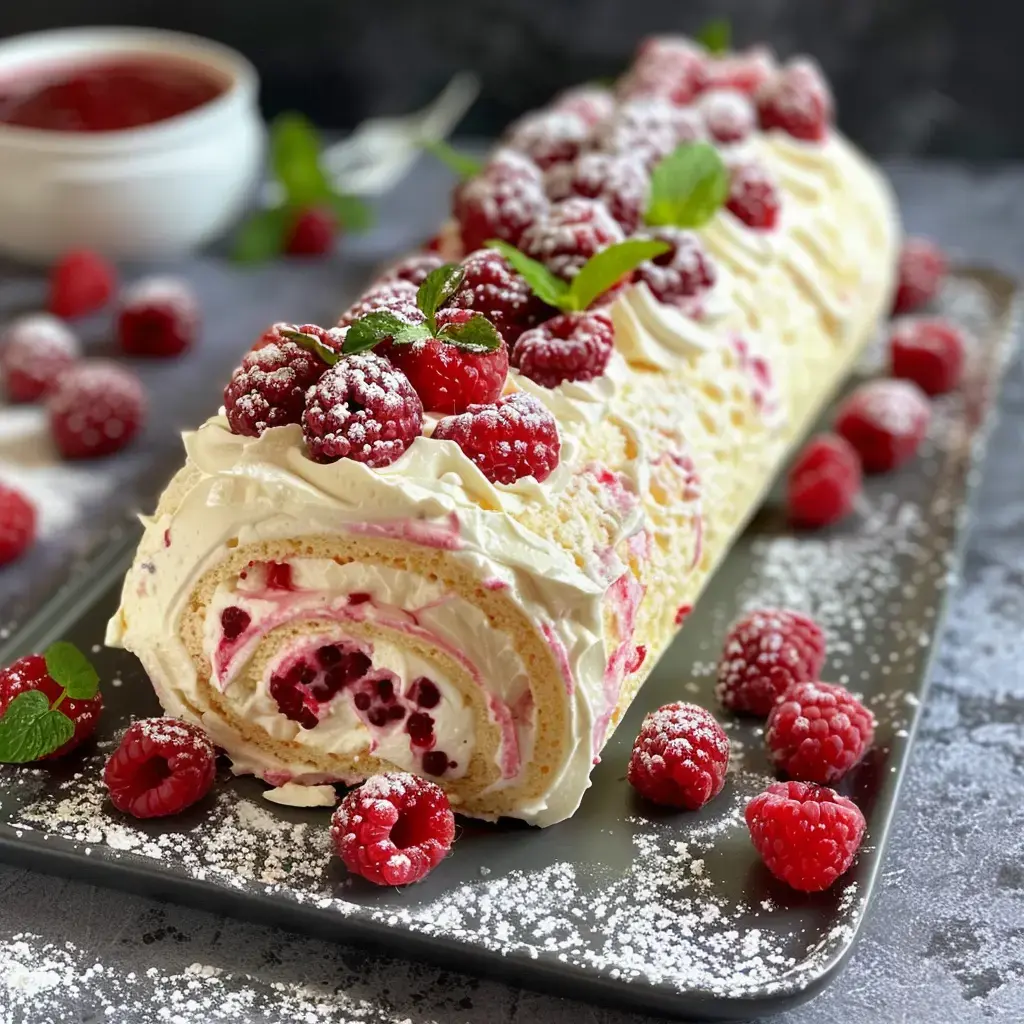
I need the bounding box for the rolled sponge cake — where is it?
[107,122,898,826]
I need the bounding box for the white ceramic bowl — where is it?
[0,26,265,263]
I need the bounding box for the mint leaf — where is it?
[645,143,729,229]
[417,264,465,328]
[280,328,342,366]
[437,313,502,351]
[342,313,432,355]
[485,239,571,310]
[568,238,671,312]
[231,208,289,265]
[422,139,484,180]
[271,113,332,207]
[44,642,99,701]
[0,691,74,763]
[328,192,374,233]
[696,18,731,54]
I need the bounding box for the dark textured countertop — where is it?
[0,160,1022,1023]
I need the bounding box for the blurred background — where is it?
[0,0,1018,157]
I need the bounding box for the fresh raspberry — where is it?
[116,276,199,358]
[337,280,424,329]
[745,781,866,892]
[104,718,216,819]
[0,484,36,566]
[756,57,833,142]
[520,198,625,282]
[432,391,560,485]
[224,323,338,437]
[889,317,966,396]
[726,161,782,230]
[700,88,756,144]
[48,249,116,319]
[0,314,80,402]
[380,252,446,287]
[302,352,423,466]
[545,152,650,234]
[716,608,826,717]
[787,433,862,529]
[698,46,776,95]
[511,311,613,388]
[331,772,455,886]
[285,207,336,256]
[447,248,545,346]
[766,681,876,784]
[503,109,591,170]
[619,36,705,105]
[454,164,549,254]
[892,238,947,315]
[627,702,729,810]
[552,84,616,126]
[596,98,705,171]
[47,360,146,459]
[635,227,717,307]
[835,379,931,473]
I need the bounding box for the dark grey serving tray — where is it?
[0,269,1017,1022]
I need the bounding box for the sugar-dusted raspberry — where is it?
[48,248,116,319]
[0,314,80,402]
[380,251,447,287]
[635,227,717,307]
[545,151,650,234]
[432,391,560,485]
[627,702,729,810]
[787,433,862,529]
[596,98,705,171]
[285,206,336,256]
[0,653,102,758]
[766,681,876,784]
[552,84,616,126]
[745,781,866,892]
[337,279,423,329]
[0,484,36,566]
[698,46,776,95]
[331,772,455,886]
[892,237,947,315]
[726,160,782,230]
[619,35,705,105]
[889,316,966,396]
[224,323,337,437]
[48,360,146,460]
[835,379,931,473]
[302,352,423,466]
[117,276,199,358]
[503,109,591,170]
[521,198,625,282]
[104,718,216,819]
[700,88,756,144]
[756,57,833,142]
[448,248,545,346]
[512,311,614,388]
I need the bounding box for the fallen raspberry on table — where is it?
[117,276,199,358]
[503,109,591,170]
[545,152,650,234]
[432,391,560,485]
[596,98,705,171]
[835,379,931,473]
[447,248,544,345]
[331,771,455,886]
[380,251,447,287]
[521,197,625,282]
[285,206,336,256]
[303,352,423,466]
[756,57,833,142]
[700,88,757,144]
[745,780,866,892]
[512,311,614,388]
[766,681,876,784]
[224,323,338,437]
[0,653,102,757]
[627,702,729,810]
[48,360,146,459]
[698,46,776,95]
[0,484,36,566]
[48,249,116,319]
[889,316,966,396]
[337,280,424,329]
[787,433,862,529]
[892,237,947,315]
[104,718,216,818]
[619,36,705,105]
[726,160,782,230]
[635,227,717,308]
[0,314,80,402]
[552,84,616,126]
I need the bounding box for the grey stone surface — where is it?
[0,161,1023,1022]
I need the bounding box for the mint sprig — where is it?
[421,139,483,180]
[45,642,100,701]
[696,18,732,55]
[417,264,467,331]
[645,142,729,229]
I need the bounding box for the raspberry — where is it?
[116,276,199,358]
[104,718,216,819]
[380,252,446,287]
[627,702,729,810]
[447,248,544,345]
[331,772,455,886]
[503,109,591,170]
[552,84,615,126]
[700,88,756,144]
[756,58,833,142]
[787,433,862,529]
[224,323,337,437]
[0,484,36,566]
[596,98,705,171]
[48,249,116,319]
[745,781,866,892]
[889,316,966,396]
[48,360,146,459]
[892,238,947,315]
[302,352,423,466]
[285,207,336,256]
[619,36,705,105]
[545,152,650,234]
[383,310,509,414]
[337,280,423,329]
[716,608,826,717]
[835,379,931,473]
[698,46,776,95]
[520,198,625,282]
[726,161,782,230]
[635,227,717,307]
[0,314,80,402]
[766,681,876,784]
[432,391,560,485]
[511,311,613,388]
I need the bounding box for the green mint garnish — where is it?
[484,240,570,309]
[279,328,344,365]
[231,208,290,265]
[696,18,731,54]
[645,142,729,229]
[45,641,100,702]
[417,264,467,331]
[421,139,484,180]
[341,313,433,355]
[436,313,502,351]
